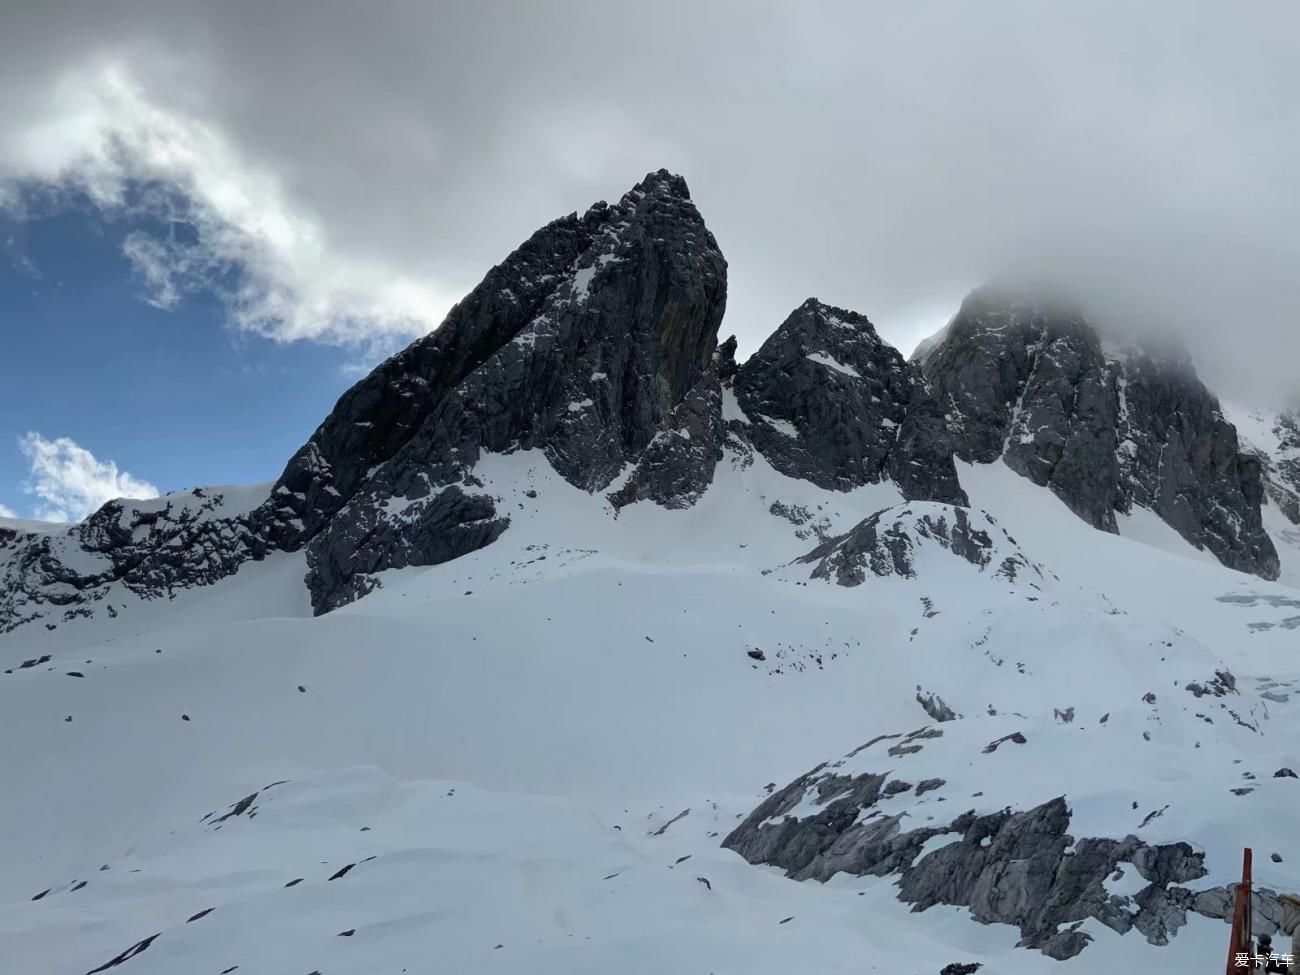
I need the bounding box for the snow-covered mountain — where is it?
[3,172,1299,975]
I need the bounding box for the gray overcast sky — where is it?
[2,0,1298,402]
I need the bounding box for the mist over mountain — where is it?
[4,2,1300,411]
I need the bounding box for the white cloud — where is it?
[0,59,454,346]
[0,502,16,518]
[17,432,159,523]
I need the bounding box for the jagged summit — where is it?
[790,296,871,322]
[917,286,1279,579]
[277,167,728,609]
[733,298,967,504]
[622,167,693,200]
[275,167,720,526]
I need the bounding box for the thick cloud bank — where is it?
[2,1,1297,402]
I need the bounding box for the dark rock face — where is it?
[917,689,959,722]
[1116,354,1276,577]
[288,170,728,610]
[722,744,1242,961]
[0,171,731,625]
[796,503,1041,586]
[608,339,733,512]
[916,288,1279,579]
[303,485,510,613]
[735,299,967,504]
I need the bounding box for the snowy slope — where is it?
[8,167,1297,974]
[4,439,1300,974]
[0,515,63,535]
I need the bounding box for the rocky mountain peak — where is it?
[917,286,1279,579]
[733,298,967,504]
[912,287,1103,465]
[0,170,731,625]
[283,169,729,610]
[271,168,723,540]
[623,167,693,202]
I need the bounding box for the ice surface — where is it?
[805,351,861,378]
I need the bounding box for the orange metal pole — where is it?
[1227,848,1253,975]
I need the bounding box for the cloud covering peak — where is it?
[2,1,1299,402]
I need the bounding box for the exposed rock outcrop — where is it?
[722,736,1265,961]
[917,689,959,722]
[796,503,1041,586]
[735,299,967,504]
[0,488,268,633]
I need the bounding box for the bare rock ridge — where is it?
[915,287,1279,579]
[0,489,268,633]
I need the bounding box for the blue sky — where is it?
[0,198,373,520]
